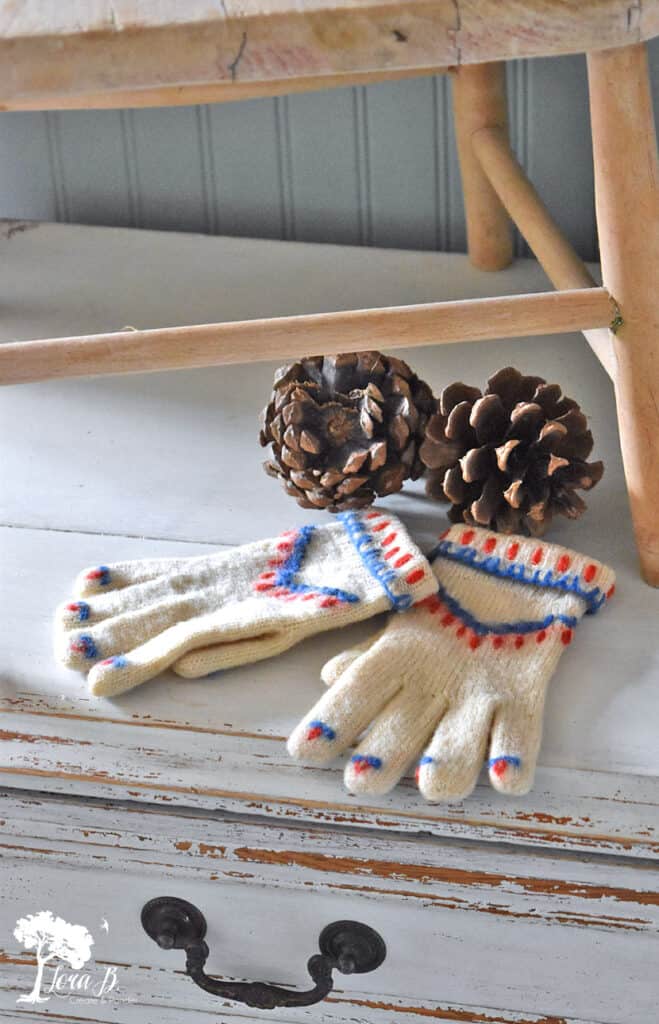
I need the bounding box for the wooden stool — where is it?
[0,1,657,582]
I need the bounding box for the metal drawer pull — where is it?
[141,896,386,1010]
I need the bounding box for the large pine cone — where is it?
[419,366,604,536]
[260,352,435,511]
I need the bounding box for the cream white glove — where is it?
[55,510,435,697]
[288,525,615,800]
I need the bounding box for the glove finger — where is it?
[73,549,233,598]
[320,634,379,687]
[287,638,400,766]
[56,590,219,671]
[61,566,236,631]
[73,556,199,597]
[487,695,546,796]
[86,606,256,697]
[172,630,295,677]
[417,695,495,803]
[344,687,444,796]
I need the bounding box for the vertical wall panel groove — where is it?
[353,86,373,246]
[44,112,69,223]
[2,48,657,260]
[274,96,295,241]
[120,109,141,228]
[196,105,218,235]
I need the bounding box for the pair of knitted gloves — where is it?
[55,509,615,801]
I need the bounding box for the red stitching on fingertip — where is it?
[394,553,412,568]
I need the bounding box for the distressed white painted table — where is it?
[1,221,658,1023]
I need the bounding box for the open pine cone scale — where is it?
[420,366,603,536]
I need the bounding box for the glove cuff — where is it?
[429,525,615,616]
[337,509,435,611]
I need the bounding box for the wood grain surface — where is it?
[0,0,657,109]
[1,792,658,1022]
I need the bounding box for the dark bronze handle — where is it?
[141,897,386,1010]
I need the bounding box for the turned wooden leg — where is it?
[451,63,513,271]
[588,43,659,586]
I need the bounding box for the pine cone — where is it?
[419,366,604,536]
[260,352,435,511]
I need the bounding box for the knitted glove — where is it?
[55,510,435,697]
[288,525,615,800]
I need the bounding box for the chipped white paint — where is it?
[1,793,658,1023]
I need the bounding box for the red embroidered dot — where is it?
[423,595,441,613]
[260,571,276,580]
[536,629,547,644]
[583,563,597,583]
[439,528,450,540]
[556,554,571,573]
[493,636,505,649]
[277,541,293,552]
[372,520,390,532]
[440,613,455,627]
[483,537,497,554]
[607,584,616,599]
[469,635,482,650]
[561,628,573,645]
[394,553,412,568]
[457,625,467,638]
[384,547,400,560]
[320,596,339,608]
[66,602,80,612]
[507,542,520,560]
[268,557,283,567]
[302,593,317,601]
[531,547,544,565]
[514,635,525,649]
[460,529,475,545]
[492,759,508,779]
[366,511,380,519]
[406,568,425,585]
[254,581,273,591]
[381,532,398,547]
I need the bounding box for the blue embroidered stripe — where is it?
[351,754,383,769]
[488,755,521,769]
[418,755,434,767]
[275,525,359,603]
[338,512,413,611]
[428,540,605,615]
[435,581,577,636]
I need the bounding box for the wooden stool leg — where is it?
[588,43,659,586]
[451,63,513,271]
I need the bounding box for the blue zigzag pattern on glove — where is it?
[428,539,606,615]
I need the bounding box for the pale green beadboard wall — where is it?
[1,47,658,260]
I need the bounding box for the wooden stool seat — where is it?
[1,0,657,110]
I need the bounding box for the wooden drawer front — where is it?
[2,792,658,1024]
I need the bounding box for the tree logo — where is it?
[14,911,117,1005]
